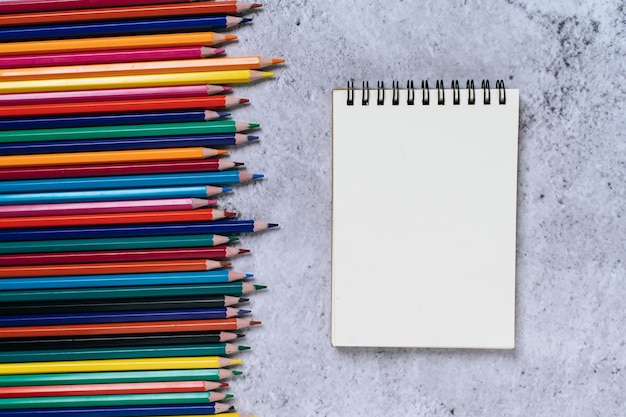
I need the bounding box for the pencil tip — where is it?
[220,382,229,387]
[224,211,237,218]
[238,345,251,351]
[222,187,233,193]
[242,18,253,23]
[248,123,260,129]
[228,236,239,242]
[239,98,250,103]
[214,48,226,55]
[263,71,275,78]
[216,149,228,155]
[220,261,232,267]
[236,332,246,338]
[222,86,233,92]
[238,309,251,315]
[239,297,250,302]
[272,58,285,64]
[239,249,251,254]
[245,273,254,278]
[229,405,236,410]
[252,173,264,180]
[226,394,235,399]
[226,35,238,40]
[234,162,245,166]
[247,135,259,141]
[268,223,279,228]
[253,284,267,290]
[250,320,262,326]
[232,370,243,375]
[252,3,262,8]
[217,111,231,118]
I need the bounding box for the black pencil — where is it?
[0,295,249,315]
[0,331,245,351]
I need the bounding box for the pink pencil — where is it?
[0,198,216,218]
[0,84,231,106]
[0,46,224,69]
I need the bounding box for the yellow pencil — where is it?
[0,356,243,375]
[0,147,227,168]
[0,32,236,56]
[0,70,275,94]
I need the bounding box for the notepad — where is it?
[332,81,519,349]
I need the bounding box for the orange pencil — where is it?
[0,57,284,81]
[0,32,236,56]
[0,2,261,27]
[0,319,262,338]
[0,147,226,168]
[0,259,231,278]
[0,209,237,229]
[0,96,246,118]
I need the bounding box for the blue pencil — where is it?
[0,220,278,241]
[0,16,250,42]
[0,308,251,327]
[0,403,233,417]
[0,185,229,206]
[0,270,250,291]
[0,133,258,156]
[0,171,262,193]
[0,110,229,131]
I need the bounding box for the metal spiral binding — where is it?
[346,80,506,106]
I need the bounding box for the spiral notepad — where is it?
[332,80,519,349]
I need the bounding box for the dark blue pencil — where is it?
[0,133,258,156]
[0,220,277,241]
[0,403,233,416]
[0,16,250,42]
[0,110,229,131]
[0,308,251,327]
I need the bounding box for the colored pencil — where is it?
[0,47,224,70]
[0,403,235,416]
[0,171,259,194]
[0,247,247,266]
[0,319,261,339]
[0,2,261,27]
[2,57,283,81]
[0,344,249,363]
[0,270,251,291]
[0,381,228,398]
[0,283,265,303]
[0,356,242,375]
[0,393,233,408]
[0,96,244,119]
[0,85,230,106]
[0,0,206,15]
[0,309,251,327]
[0,110,231,131]
[0,234,237,254]
[0,160,241,181]
[0,210,239,229]
[0,70,273,94]
[0,16,249,42]
[0,32,236,56]
[0,220,276,241]
[0,259,233,278]
[0,121,259,143]
[0,332,244,351]
[0,134,258,156]
[0,368,238,387]
[0,198,215,218]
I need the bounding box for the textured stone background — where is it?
[222,1,626,415]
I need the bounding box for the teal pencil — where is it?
[0,234,237,254]
[0,283,266,303]
[0,121,259,143]
[0,344,250,363]
[0,368,240,387]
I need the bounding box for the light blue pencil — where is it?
[0,171,262,193]
[0,185,230,205]
[0,270,251,291]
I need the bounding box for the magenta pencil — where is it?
[0,198,216,218]
[0,46,223,70]
[0,85,231,106]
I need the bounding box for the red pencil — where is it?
[0,209,237,229]
[0,259,232,278]
[0,2,261,27]
[0,380,228,398]
[0,85,231,106]
[0,159,242,181]
[0,246,249,266]
[0,319,262,338]
[0,96,246,118]
[0,0,199,14]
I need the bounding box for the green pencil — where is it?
[0,234,237,254]
[0,392,233,409]
[0,121,259,143]
[0,368,241,387]
[0,282,266,303]
[0,344,251,363]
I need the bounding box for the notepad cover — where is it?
[331,88,519,348]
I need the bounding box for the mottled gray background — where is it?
[221,1,625,416]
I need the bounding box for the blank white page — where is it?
[332,87,519,348]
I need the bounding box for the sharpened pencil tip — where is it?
[272,58,285,64]
[222,86,233,92]
[226,35,238,40]
[224,211,237,218]
[239,297,250,302]
[220,261,232,267]
[238,309,252,315]
[236,332,246,338]
[239,249,251,254]
[253,284,267,290]
[234,162,245,166]
[215,48,226,54]
[245,273,254,278]
[248,123,260,129]
[252,3,262,8]
[228,236,239,242]
[268,223,279,228]
[229,405,236,410]
[242,18,253,23]
[238,345,251,351]
[263,71,275,78]
[226,394,235,399]
[222,187,233,193]
[250,320,262,326]
[220,382,229,388]
[217,111,231,118]
[216,149,228,155]
[247,135,259,141]
[252,173,264,179]
[239,98,250,103]
[233,370,243,375]
[232,359,244,365]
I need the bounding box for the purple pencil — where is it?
[0,46,224,69]
[0,84,231,106]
